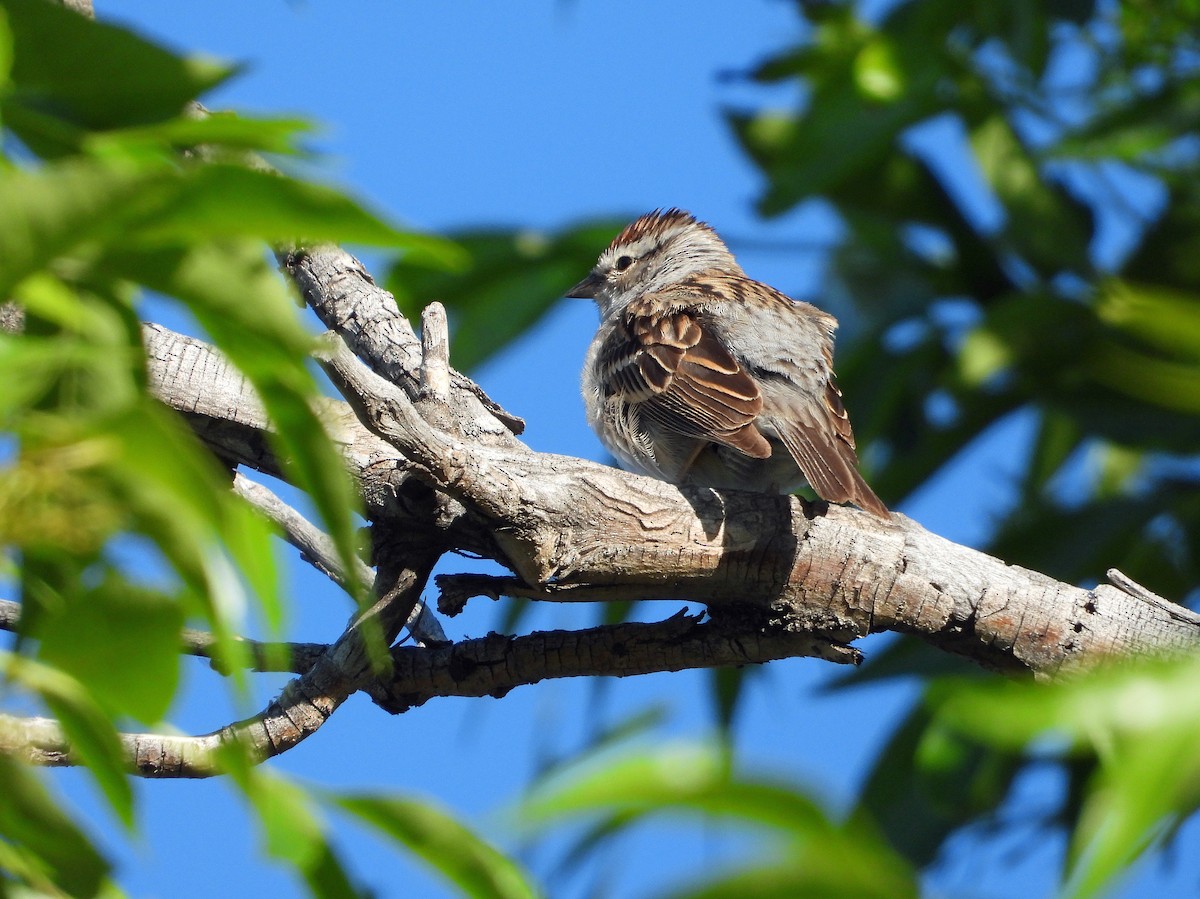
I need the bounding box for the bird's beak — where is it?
[565,272,602,299]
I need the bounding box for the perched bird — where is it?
[568,208,888,518]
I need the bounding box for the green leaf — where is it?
[1047,0,1096,25]
[1121,188,1200,290]
[853,35,905,101]
[2,652,134,829]
[0,156,170,299]
[837,332,1022,505]
[708,665,750,737]
[102,400,277,605]
[1096,278,1200,362]
[731,91,936,216]
[107,240,363,613]
[252,783,364,898]
[1050,78,1200,163]
[932,658,1200,899]
[388,220,625,372]
[0,330,282,687]
[0,6,13,96]
[853,701,1019,867]
[331,793,539,899]
[989,488,1194,616]
[520,744,916,899]
[87,111,314,157]
[251,775,327,869]
[734,2,962,215]
[969,116,1094,273]
[133,164,466,263]
[2,0,231,132]
[1085,338,1200,414]
[222,494,287,635]
[827,154,1014,309]
[34,570,183,722]
[1023,409,1082,497]
[220,748,364,899]
[661,852,914,899]
[0,753,110,897]
[521,744,819,836]
[974,0,1051,76]
[0,295,143,429]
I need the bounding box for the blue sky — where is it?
[36,2,1196,898]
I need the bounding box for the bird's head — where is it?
[566,209,742,317]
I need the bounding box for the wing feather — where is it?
[596,301,771,460]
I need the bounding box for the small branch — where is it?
[1,598,327,675]
[281,245,524,436]
[1105,568,1200,625]
[0,605,855,773]
[57,0,94,17]
[316,334,528,530]
[0,301,24,334]
[233,473,363,586]
[370,610,860,714]
[1,547,443,776]
[1106,568,1168,605]
[316,336,464,495]
[419,302,451,403]
[0,598,17,631]
[232,472,447,645]
[181,627,327,674]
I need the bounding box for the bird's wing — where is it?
[768,340,889,518]
[595,303,771,460]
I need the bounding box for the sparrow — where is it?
[568,208,888,518]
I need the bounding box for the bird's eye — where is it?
[614,255,633,272]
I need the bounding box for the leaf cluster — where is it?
[0,2,516,896]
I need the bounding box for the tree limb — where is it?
[0,608,858,772]
[231,472,447,645]
[139,264,1200,683]
[180,627,327,674]
[11,217,1190,777]
[314,313,1200,677]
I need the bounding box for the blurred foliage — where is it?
[3,0,1200,897]
[0,0,498,895]
[930,654,1200,898]
[517,743,918,899]
[389,221,627,373]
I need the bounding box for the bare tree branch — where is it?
[181,627,327,674]
[233,473,363,586]
[0,599,17,633]
[281,244,525,437]
[419,302,451,404]
[136,252,1200,690]
[11,185,1195,779]
[314,313,1200,677]
[0,607,857,772]
[434,574,685,615]
[24,551,437,777]
[231,472,447,645]
[370,610,859,713]
[0,599,326,674]
[143,322,506,565]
